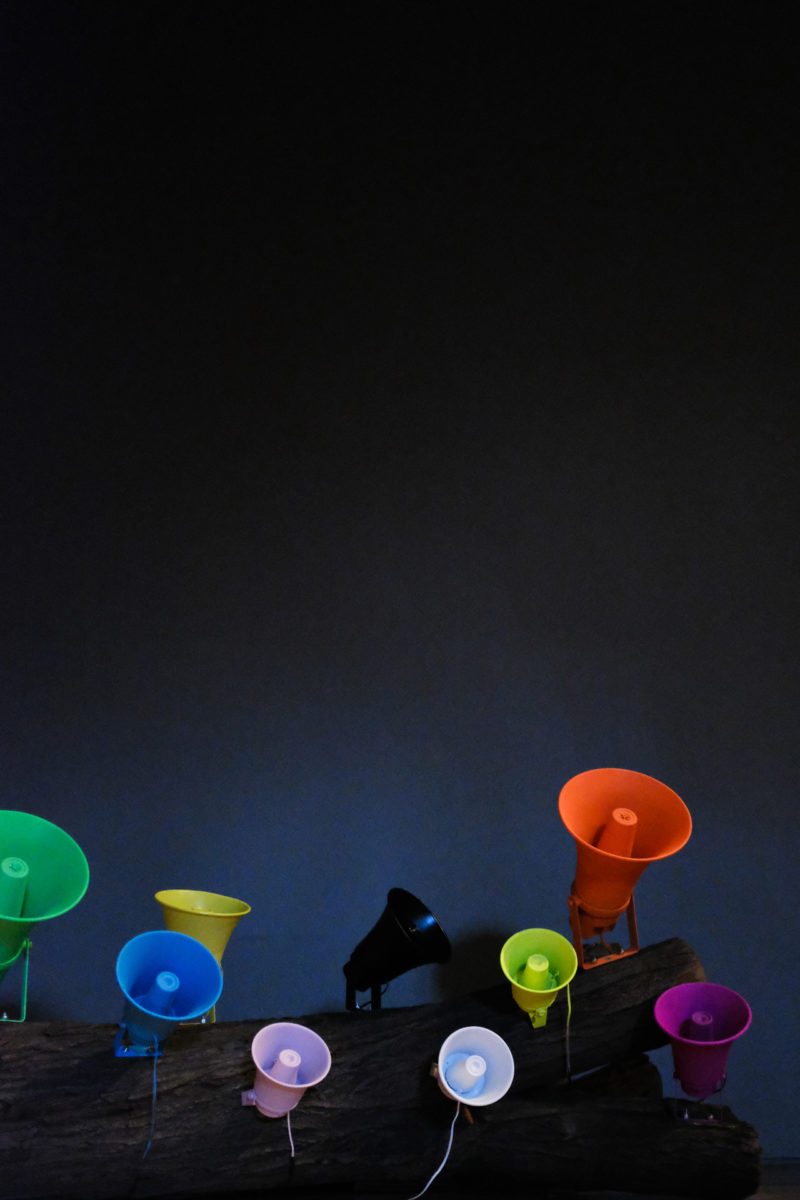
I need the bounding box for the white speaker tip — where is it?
[464,1054,487,1078]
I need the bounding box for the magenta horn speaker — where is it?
[654,982,752,1100]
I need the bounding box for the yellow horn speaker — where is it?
[155,889,250,1021]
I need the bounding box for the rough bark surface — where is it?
[0,939,760,1199]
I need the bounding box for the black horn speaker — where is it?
[343,887,450,1010]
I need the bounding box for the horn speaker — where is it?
[242,1021,331,1117]
[435,1025,514,1105]
[154,889,251,963]
[0,810,90,1021]
[155,889,250,1022]
[115,930,223,1056]
[343,887,450,1010]
[654,981,752,1100]
[558,768,692,967]
[499,928,577,1027]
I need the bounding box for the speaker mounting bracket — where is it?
[114,1025,164,1058]
[0,937,31,1023]
[568,893,640,970]
[345,978,385,1012]
[665,1095,729,1126]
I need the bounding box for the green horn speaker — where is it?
[0,811,90,1018]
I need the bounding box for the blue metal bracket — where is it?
[114,1025,164,1058]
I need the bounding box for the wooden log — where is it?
[0,939,759,1199]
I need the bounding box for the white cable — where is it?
[407,1101,461,1199]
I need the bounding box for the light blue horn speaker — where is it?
[115,930,223,1057]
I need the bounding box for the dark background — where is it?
[1,0,797,1160]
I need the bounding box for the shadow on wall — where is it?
[433,930,510,1004]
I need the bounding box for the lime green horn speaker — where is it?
[500,928,578,1028]
[0,811,90,1019]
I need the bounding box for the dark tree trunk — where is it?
[0,939,760,1199]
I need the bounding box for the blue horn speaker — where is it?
[114,930,223,1057]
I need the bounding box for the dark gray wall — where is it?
[2,3,797,1158]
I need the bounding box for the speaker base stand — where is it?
[0,937,31,1023]
[114,1025,164,1058]
[178,1008,215,1026]
[345,979,384,1011]
[568,894,640,969]
[665,1093,729,1126]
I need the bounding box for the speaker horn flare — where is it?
[155,889,251,964]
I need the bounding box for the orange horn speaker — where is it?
[558,768,692,969]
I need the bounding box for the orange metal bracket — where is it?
[568,893,640,970]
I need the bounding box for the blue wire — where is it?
[142,1042,159,1159]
